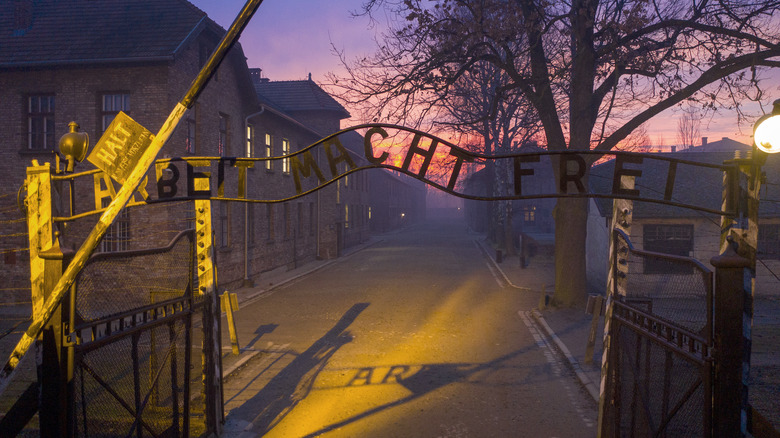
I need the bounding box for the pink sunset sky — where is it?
[190,0,779,148]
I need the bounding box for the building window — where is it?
[523,205,536,224]
[309,202,315,236]
[297,203,304,237]
[284,203,291,239]
[758,224,780,260]
[246,125,253,157]
[199,42,217,80]
[265,133,273,171]
[642,224,694,274]
[218,114,228,156]
[266,204,275,241]
[185,202,196,230]
[282,138,291,174]
[219,202,229,248]
[27,95,55,150]
[186,118,196,154]
[344,204,349,229]
[248,203,255,244]
[101,93,130,132]
[100,198,130,252]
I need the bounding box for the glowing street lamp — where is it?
[754,99,780,154]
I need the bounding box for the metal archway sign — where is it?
[56,123,738,222]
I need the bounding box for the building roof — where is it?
[252,75,351,119]
[674,136,752,153]
[590,140,780,218]
[0,0,211,67]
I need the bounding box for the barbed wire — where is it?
[0,217,26,224]
[0,232,28,238]
[0,317,31,342]
[0,248,29,255]
[0,301,32,307]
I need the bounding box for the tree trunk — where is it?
[552,196,589,308]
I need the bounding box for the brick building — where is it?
[0,0,426,296]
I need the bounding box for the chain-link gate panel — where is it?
[603,230,713,437]
[71,230,207,437]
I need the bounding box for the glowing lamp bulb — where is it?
[754,111,780,154]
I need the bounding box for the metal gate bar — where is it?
[603,229,713,437]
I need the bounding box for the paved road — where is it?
[221,218,597,437]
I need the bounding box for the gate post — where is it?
[25,162,54,324]
[195,199,223,435]
[597,174,634,438]
[38,238,75,437]
[719,150,763,436]
[25,162,75,436]
[710,239,750,438]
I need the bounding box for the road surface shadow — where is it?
[299,344,548,438]
[225,302,370,435]
[244,323,279,350]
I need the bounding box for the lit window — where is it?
[101,93,130,132]
[265,133,273,171]
[282,138,290,174]
[27,95,55,150]
[246,125,253,157]
[523,205,536,224]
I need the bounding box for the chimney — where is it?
[249,68,262,85]
[671,145,676,153]
[701,137,707,146]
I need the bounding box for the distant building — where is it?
[462,143,556,253]
[586,137,780,297]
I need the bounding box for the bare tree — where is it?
[677,106,702,150]
[434,61,541,250]
[332,0,780,307]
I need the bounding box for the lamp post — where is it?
[712,101,780,437]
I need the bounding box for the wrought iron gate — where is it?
[70,229,207,437]
[601,229,713,437]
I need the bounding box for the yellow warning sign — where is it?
[87,111,154,184]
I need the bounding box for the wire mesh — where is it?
[617,232,712,334]
[614,323,705,437]
[71,229,205,436]
[75,229,194,323]
[605,231,712,437]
